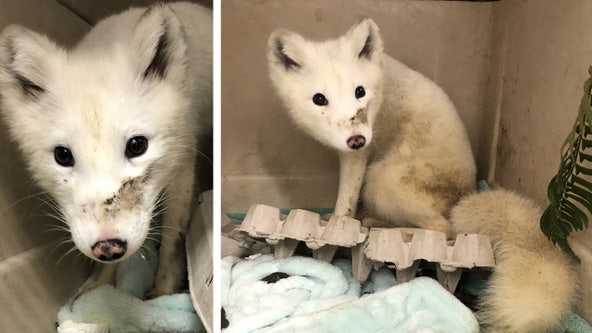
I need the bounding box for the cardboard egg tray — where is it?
[233,204,496,293]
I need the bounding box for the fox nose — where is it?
[347,135,366,150]
[91,239,127,261]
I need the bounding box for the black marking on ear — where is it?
[275,39,300,71]
[15,73,44,98]
[358,31,374,60]
[144,25,170,79]
[6,40,45,98]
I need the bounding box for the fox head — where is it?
[0,3,197,263]
[267,19,384,152]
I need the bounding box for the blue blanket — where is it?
[56,238,204,333]
[222,254,478,333]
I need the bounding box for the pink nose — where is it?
[91,239,127,261]
[347,135,366,150]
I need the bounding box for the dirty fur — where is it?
[267,19,475,237]
[0,2,212,297]
[450,189,577,332]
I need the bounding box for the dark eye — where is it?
[312,93,328,106]
[355,86,366,99]
[54,146,74,167]
[125,136,148,158]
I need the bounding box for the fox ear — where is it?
[267,29,305,72]
[132,3,188,81]
[348,18,383,61]
[0,25,60,99]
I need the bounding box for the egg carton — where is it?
[235,204,496,293]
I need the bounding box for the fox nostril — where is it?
[347,135,366,150]
[91,238,127,261]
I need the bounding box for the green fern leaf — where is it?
[540,66,592,263]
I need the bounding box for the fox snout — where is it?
[347,135,366,150]
[72,214,148,263]
[69,175,152,263]
[91,238,127,261]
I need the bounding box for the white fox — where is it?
[0,2,212,297]
[267,19,475,237]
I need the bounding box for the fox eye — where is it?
[125,136,148,158]
[54,146,75,167]
[312,93,328,106]
[355,86,366,99]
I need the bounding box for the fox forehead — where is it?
[51,54,136,99]
[286,43,380,90]
[43,79,150,147]
[303,42,362,72]
[42,54,166,128]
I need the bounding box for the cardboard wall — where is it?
[57,0,212,25]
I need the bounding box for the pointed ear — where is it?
[131,3,188,81]
[267,29,306,72]
[348,18,383,61]
[0,25,60,99]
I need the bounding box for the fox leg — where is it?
[334,151,368,217]
[147,159,196,297]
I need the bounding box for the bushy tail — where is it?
[450,189,577,333]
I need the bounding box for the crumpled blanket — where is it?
[57,285,203,333]
[221,254,478,333]
[56,238,204,333]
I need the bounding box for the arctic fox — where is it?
[0,2,212,296]
[267,19,475,237]
[450,189,577,333]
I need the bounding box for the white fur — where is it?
[0,2,212,296]
[267,19,476,237]
[450,189,577,332]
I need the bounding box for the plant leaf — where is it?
[540,67,592,263]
